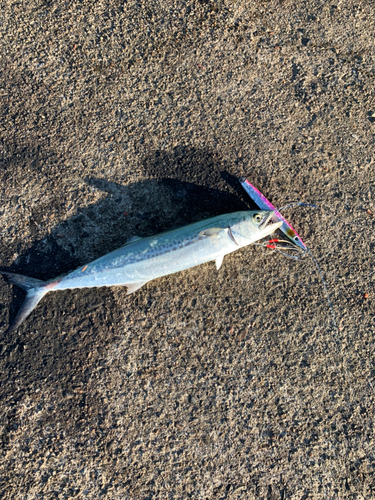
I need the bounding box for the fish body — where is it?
[239,178,307,251]
[1,210,282,332]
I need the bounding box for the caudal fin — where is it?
[0,271,49,333]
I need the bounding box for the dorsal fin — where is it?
[126,235,142,244]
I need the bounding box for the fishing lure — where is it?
[1,210,282,333]
[239,177,339,336]
[239,177,308,251]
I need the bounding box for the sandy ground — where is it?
[0,0,374,498]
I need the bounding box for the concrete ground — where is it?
[0,0,374,498]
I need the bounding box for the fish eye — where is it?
[294,236,299,241]
[253,214,263,223]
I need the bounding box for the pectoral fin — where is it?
[199,228,224,238]
[126,281,148,295]
[215,255,225,270]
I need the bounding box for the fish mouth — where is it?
[258,210,276,229]
[258,210,282,234]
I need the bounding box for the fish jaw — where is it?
[257,219,283,240]
[257,210,283,239]
[239,177,307,251]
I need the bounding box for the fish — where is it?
[1,210,282,333]
[239,177,307,252]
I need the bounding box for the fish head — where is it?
[230,210,283,245]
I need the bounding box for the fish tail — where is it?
[0,271,50,333]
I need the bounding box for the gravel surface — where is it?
[0,0,374,498]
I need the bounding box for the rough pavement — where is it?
[0,0,374,498]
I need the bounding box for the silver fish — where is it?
[1,210,281,332]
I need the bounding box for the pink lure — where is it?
[239,178,307,252]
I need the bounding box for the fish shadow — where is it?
[2,147,256,283]
[0,146,258,434]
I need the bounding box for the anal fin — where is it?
[215,255,225,270]
[126,281,148,295]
